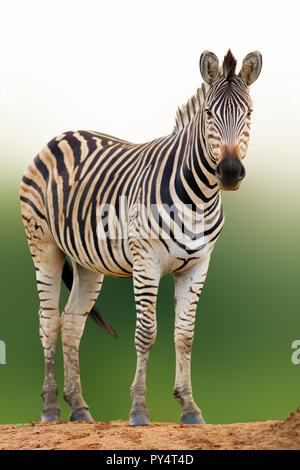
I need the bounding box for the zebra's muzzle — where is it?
[215,148,246,191]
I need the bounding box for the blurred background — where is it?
[0,0,299,424]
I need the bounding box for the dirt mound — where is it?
[0,408,299,450]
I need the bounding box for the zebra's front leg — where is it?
[61,262,104,422]
[129,263,160,426]
[173,256,211,424]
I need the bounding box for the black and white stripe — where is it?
[20,49,261,425]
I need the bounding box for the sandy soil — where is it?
[0,407,299,450]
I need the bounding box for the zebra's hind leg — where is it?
[61,262,104,422]
[32,239,65,422]
[129,260,160,426]
[21,196,66,422]
[173,257,211,425]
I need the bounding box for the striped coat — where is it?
[20,49,262,425]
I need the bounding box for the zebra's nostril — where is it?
[215,165,222,179]
[238,165,246,180]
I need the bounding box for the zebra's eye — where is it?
[205,109,213,118]
[246,110,253,119]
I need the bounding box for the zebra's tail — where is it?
[61,260,118,338]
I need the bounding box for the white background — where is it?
[0,0,299,183]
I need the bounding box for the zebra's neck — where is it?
[170,108,220,208]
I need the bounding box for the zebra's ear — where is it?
[199,51,220,85]
[238,51,262,86]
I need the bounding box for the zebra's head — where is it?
[200,49,262,191]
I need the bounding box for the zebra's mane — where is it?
[173,84,207,134]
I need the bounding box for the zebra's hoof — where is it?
[70,407,93,422]
[41,408,61,423]
[129,413,151,426]
[181,413,205,425]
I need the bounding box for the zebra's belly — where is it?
[96,238,134,277]
[56,212,223,278]
[61,233,216,278]
[58,233,134,278]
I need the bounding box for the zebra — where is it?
[20,49,262,426]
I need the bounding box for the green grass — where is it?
[0,176,299,424]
